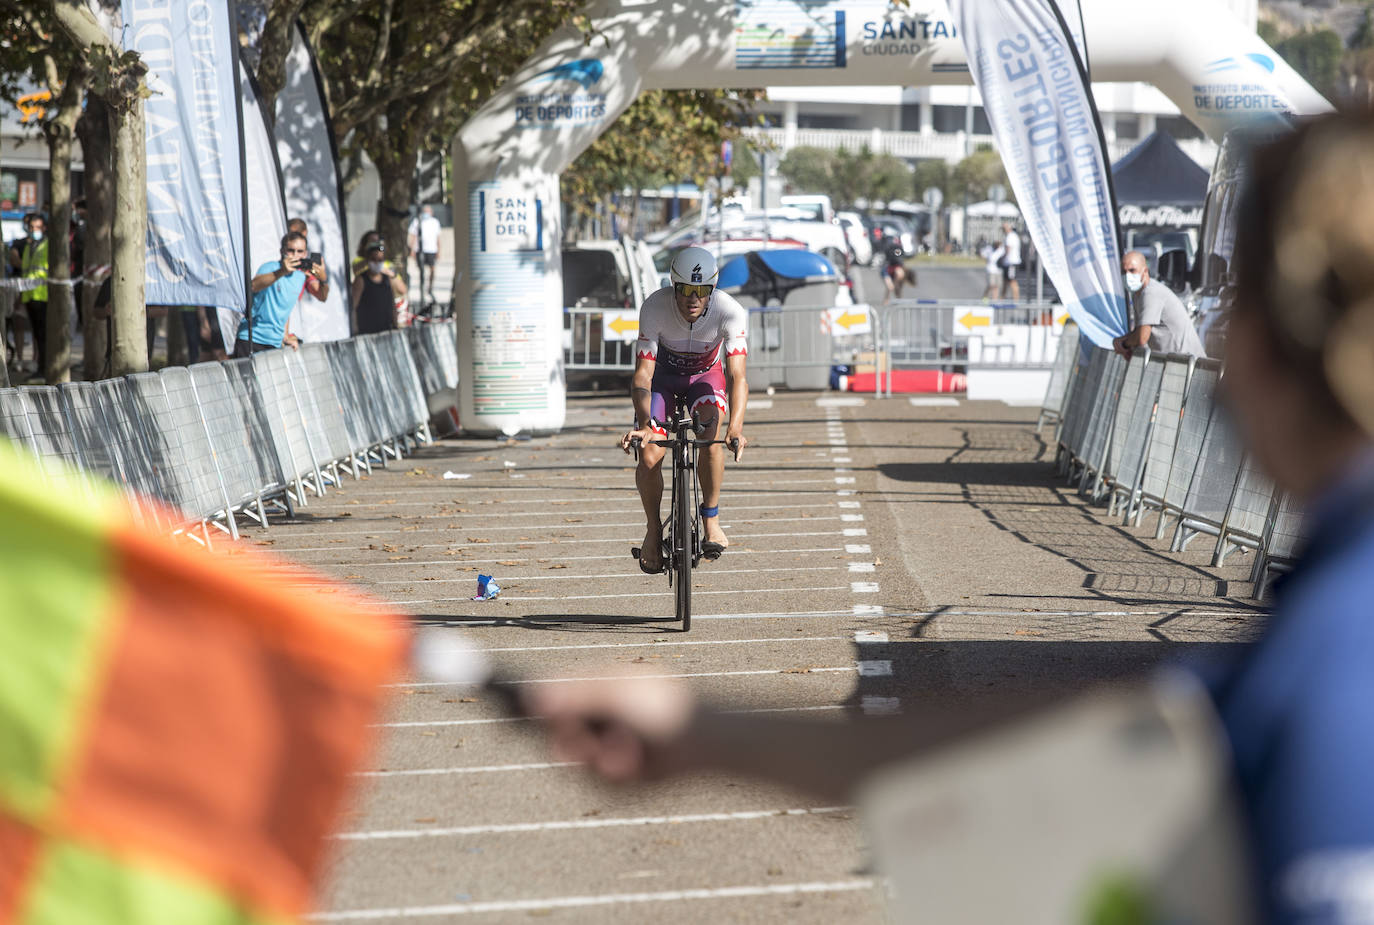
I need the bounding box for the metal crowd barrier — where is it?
[562,299,1067,398]
[0,322,457,546]
[1047,334,1306,596]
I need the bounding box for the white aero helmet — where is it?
[669,246,719,290]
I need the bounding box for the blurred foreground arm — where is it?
[530,677,1074,801]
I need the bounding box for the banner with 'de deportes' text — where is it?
[948,0,1127,347]
[122,0,247,313]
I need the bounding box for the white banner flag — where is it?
[948,0,1126,347]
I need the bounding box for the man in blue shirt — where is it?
[234,231,324,357]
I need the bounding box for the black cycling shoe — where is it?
[701,541,726,561]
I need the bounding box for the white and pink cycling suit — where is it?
[635,287,748,433]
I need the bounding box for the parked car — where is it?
[836,210,874,267]
[778,193,835,225]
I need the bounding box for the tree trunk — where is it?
[77,96,111,380]
[371,139,419,289]
[43,65,86,385]
[110,98,148,375]
[51,0,148,376]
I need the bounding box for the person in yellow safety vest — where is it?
[19,213,49,374]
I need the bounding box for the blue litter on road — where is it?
[472,575,501,601]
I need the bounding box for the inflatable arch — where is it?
[452,0,1327,436]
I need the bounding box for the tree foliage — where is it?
[1274,28,1344,99]
[951,148,1009,202]
[254,0,591,276]
[776,144,911,209]
[561,88,760,234]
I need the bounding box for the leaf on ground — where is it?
[874,557,882,566]
[459,697,478,703]
[256,540,275,546]
[498,560,522,566]
[407,468,428,476]
[517,544,534,549]
[345,500,360,505]
[564,518,582,523]
[380,499,398,505]
[782,668,812,674]
[466,538,490,544]
[547,563,568,569]
[388,556,411,561]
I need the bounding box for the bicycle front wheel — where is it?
[674,465,692,631]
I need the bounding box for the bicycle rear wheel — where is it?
[674,460,692,631]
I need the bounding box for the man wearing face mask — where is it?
[1112,250,1206,359]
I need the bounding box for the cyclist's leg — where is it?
[636,381,673,570]
[687,370,729,550]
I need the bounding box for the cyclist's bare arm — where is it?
[724,353,748,461]
[622,355,657,453]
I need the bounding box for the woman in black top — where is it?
[351,240,406,334]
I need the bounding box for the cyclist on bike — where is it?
[620,246,749,574]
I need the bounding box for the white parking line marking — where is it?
[848,563,875,573]
[360,761,577,778]
[750,399,774,409]
[390,666,856,689]
[843,528,868,536]
[856,660,893,677]
[462,635,849,654]
[908,397,960,406]
[817,396,865,407]
[840,514,865,522]
[861,696,902,715]
[834,477,855,484]
[845,544,871,554]
[337,806,851,841]
[378,704,847,729]
[854,631,888,644]
[851,582,880,594]
[341,546,845,571]
[309,880,878,921]
[853,604,885,616]
[391,585,850,605]
[373,565,844,585]
[832,457,852,463]
[838,501,861,509]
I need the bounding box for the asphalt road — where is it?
[252,391,1265,923]
[851,262,987,306]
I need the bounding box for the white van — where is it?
[779,194,835,226]
[562,238,661,309]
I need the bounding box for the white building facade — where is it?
[745,0,1259,170]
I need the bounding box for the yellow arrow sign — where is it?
[833,310,868,330]
[958,312,992,329]
[607,316,639,335]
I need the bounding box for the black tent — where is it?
[1112,130,1209,228]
